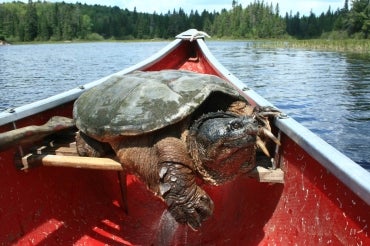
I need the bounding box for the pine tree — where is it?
[24,0,38,41]
[344,0,349,12]
[346,0,370,37]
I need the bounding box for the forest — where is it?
[0,0,369,42]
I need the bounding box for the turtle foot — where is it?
[159,162,214,230]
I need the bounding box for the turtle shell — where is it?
[73,70,242,141]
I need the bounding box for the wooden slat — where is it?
[54,147,78,156]
[36,146,48,154]
[34,143,78,156]
[20,152,284,183]
[248,166,284,183]
[19,134,284,183]
[22,154,123,171]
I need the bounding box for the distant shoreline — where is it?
[6,38,369,54]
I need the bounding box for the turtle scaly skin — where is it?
[73,70,278,229]
[105,112,258,229]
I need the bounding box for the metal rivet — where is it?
[278,113,289,119]
[7,108,15,113]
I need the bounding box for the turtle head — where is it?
[187,112,258,185]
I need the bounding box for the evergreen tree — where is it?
[344,0,349,12]
[24,0,38,41]
[0,0,367,42]
[80,14,92,39]
[346,0,370,37]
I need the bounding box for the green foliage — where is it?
[286,0,369,39]
[256,38,370,53]
[24,0,38,41]
[207,1,286,38]
[86,32,104,41]
[0,0,368,42]
[346,0,370,38]
[0,1,217,41]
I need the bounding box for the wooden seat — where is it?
[19,133,123,171]
[18,132,284,183]
[17,132,129,213]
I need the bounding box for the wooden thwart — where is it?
[21,153,284,183]
[19,138,122,171]
[19,135,284,183]
[22,153,123,171]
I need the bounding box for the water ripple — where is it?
[0,42,168,111]
[207,41,370,168]
[0,41,369,169]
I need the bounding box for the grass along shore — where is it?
[248,39,370,53]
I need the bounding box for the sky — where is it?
[0,0,346,16]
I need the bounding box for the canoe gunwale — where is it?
[1,29,369,208]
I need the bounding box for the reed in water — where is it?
[250,39,370,53]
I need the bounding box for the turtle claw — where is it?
[252,106,281,157]
[170,190,213,230]
[257,137,271,157]
[185,194,214,230]
[255,106,281,115]
[261,127,281,146]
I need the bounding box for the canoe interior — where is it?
[1,38,369,245]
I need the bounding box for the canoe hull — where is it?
[1,30,369,245]
[1,123,368,245]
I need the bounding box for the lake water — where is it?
[0,41,369,170]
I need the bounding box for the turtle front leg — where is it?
[156,137,214,230]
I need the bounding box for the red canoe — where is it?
[1,29,369,245]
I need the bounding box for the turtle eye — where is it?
[228,120,243,131]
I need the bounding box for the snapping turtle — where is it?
[73,70,279,229]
